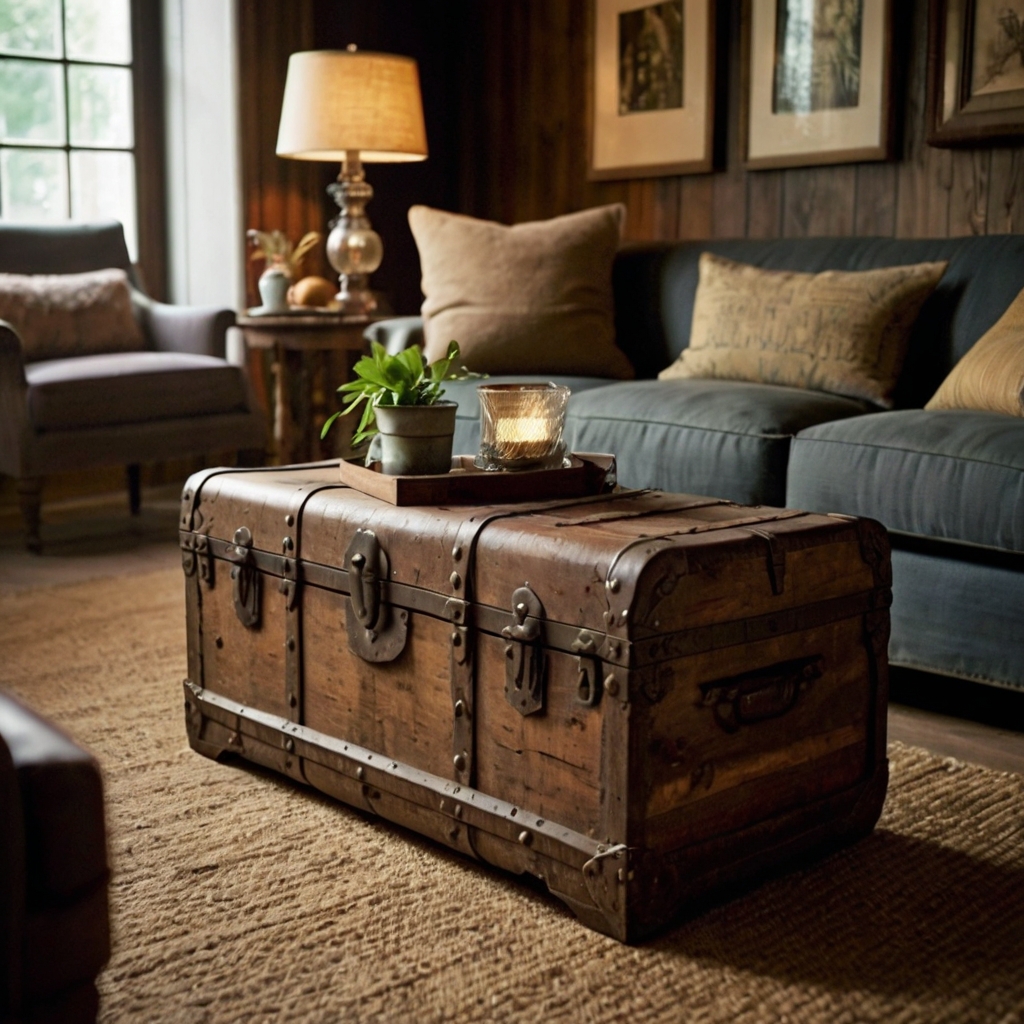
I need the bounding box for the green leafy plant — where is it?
[321,340,478,445]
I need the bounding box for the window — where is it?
[0,0,138,257]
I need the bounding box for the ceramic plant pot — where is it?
[374,402,457,476]
[258,267,290,313]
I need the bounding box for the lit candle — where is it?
[476,383,571,470]
[495,416,550,460]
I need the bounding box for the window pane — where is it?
[65,0,131,65]
[0,58,65,144]
[70,149,136,257]
[68,64,132,148]
[0,0,62,58]
[0,146,68,220]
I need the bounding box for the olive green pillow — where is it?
[659,253,948,407]
[0,268,144,362]
[926,284,1024,417]
[408,204,634,379]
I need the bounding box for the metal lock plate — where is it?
[345,529,408,663]
[502,586,546,716]
[228,527,260,628]
[572,630,602,707]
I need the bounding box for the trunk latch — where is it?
[572,630,603,707]
[502,586,546,716]
[345,529,408,663]
[228,527,260,628]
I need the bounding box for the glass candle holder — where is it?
[475,383,571,471]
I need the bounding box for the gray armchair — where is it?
[0,221,267,551]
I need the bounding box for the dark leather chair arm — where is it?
[135,294,235,359]
[0,728,26,1017]
[0,692,110,1018]
[0,322,29,478]
[363,316,425,356]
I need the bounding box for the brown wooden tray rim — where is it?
[338,452,617,505]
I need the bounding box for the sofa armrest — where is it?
[0,727,25,1016]
[135,294,235,359]
[0,692,109,1016]
[0,322,29,478]
[364,316,424,356]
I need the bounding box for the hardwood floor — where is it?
[2,487,1022,776]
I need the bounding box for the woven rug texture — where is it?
[2,568,1023,1024]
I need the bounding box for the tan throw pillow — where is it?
[659,253,948,407]
[0,268,144,362]
[925,285,1024,416]
[409,204,634,379]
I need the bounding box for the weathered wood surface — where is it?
[181,466,890,940]
[231,0,1024,317]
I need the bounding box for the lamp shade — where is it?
[276,49,428,162]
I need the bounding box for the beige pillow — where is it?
[925,285,1024,416]
[659,253,948,407]
[409,204,634,379]
[0,268,144,362]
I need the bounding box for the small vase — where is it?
[373,402,458,476]
[258,267,290,313]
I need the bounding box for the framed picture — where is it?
[742,0,893,169]
[588,0,715,179]
[928,0,1024,146]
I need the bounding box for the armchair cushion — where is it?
[0,268,143,361]
[26,351,250,431]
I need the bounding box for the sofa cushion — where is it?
[926,282,1024,417]
[441,374,615,458]
[26,351,250,431]
[787,410,1024,552]
[0,268,144,361]
[658,253,947,407]
[409,204,635,379]
[612,235,1024,404]
[564,378,870,505]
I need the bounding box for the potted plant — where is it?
[321,340,475,475]
[247,229,321,312]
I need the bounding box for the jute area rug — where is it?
[3,569,1023,1024]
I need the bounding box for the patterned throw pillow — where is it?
[926,284,1024,417]
[408,204,634,379]
[659,253,948,407]
[0,268,145,363]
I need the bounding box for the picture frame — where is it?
[927,0,1024,146]
[588,0,715,180]
[742,0,894,170]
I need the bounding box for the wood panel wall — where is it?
[247,0,1024,310]
[454,0,1024,246]
[237,0,330,307]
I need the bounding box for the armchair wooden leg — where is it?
[127,464,141,516]
[17,477,43,554]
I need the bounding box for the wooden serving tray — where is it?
[338,453,617,506]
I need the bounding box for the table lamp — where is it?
[276,46,428,314]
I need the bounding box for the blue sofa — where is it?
[367,235,1024,693]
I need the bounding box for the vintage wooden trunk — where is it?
[179,462,891,942]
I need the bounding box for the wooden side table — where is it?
[238,313,381,464]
